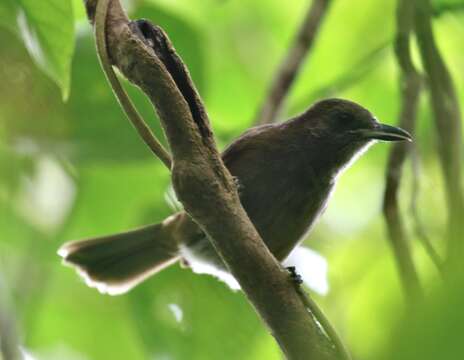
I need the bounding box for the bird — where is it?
[58,98,411,295]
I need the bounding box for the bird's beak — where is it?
[361,123,412,142]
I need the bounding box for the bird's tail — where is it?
[58,220,180,295]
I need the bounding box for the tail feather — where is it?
[58,222,179,295]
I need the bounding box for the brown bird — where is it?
[58,98,411,295]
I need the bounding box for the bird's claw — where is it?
[286,266,303,286]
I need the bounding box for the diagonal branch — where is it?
[254,0,331,125]
[84,0,341,358]
[413,0,464,270]
[383,0,423,302]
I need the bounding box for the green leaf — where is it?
[16,0,75,100]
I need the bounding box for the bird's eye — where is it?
[339,112,354,122]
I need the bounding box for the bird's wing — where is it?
[221,124,276,169]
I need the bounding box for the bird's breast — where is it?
[237,163,334,261]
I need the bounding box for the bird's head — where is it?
[303,98,412,143]
[296,98,412,175]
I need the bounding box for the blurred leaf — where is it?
[15,0,75,100]
[64,32,173,163]
[0,0,17,34]
[290,40,390,115]
[62,161,172,239]
[289,0,396,117]
[0,29,166,165]
[381,275,464,360]
[322,229,405,359]
[127,270,279,360]
[24,161,171,359]
[432,0,464,16]
[29,272,148,360]
[0,29,71,155]
[72,0,86,22]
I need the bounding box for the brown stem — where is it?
[383,0,423,302]
[85,0,340,358]
[413,0,464,270]
[254,0,331,125]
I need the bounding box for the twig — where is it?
[383,0,423,302]
[413,0,464,269]
[254,0,331,125]
[85,1,340,358]
[93,0,172,169]
[409,145,444,275]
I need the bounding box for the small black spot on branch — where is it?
[84,0,97,24]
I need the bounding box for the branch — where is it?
[413,0,464,270]
[254,0,331,125]
[383,0,423,302]
[85,0,341,358]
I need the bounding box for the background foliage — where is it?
[0,0,463,359]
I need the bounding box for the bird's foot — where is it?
[286,266,303,286]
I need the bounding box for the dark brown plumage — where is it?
[59,98,411,294]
